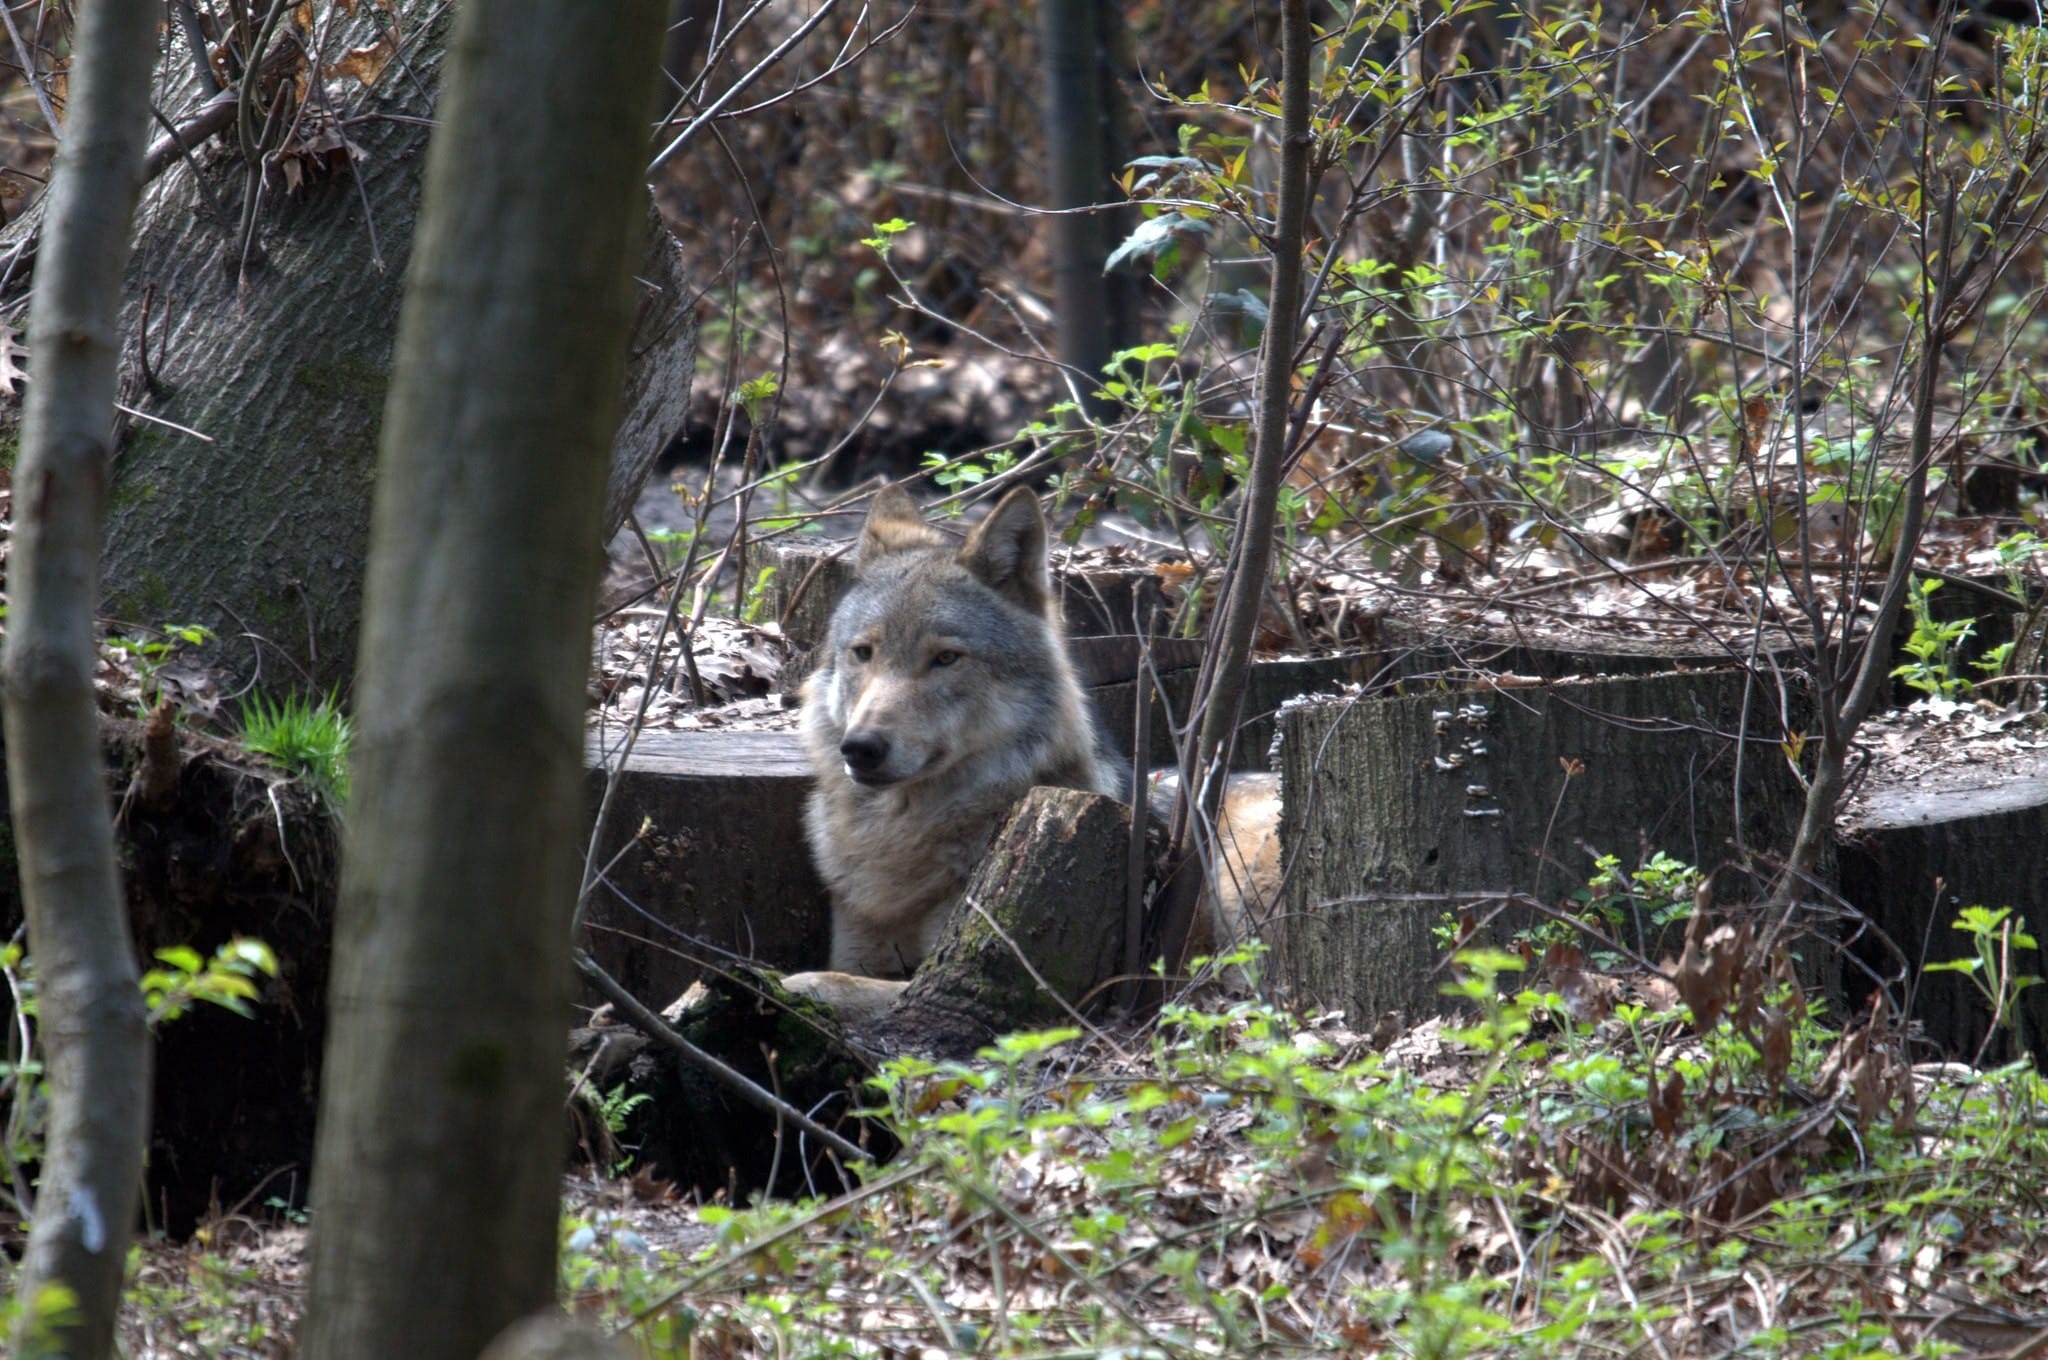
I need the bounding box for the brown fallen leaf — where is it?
[325,37,396,88]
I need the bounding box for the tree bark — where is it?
[296,2,668,1356]
[867,787,1131,1055]
[1272,670,1817,1026]
[1838,761,2048,1063]
[1,0,160,1352]
[1040,0,1120,413]
[24,1,696,693]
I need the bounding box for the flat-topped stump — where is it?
[581,729,827,1007]
[1838,748,2048,1062]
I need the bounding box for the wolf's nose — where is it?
[840,731,890,775]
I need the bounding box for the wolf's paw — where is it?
[782,970,910,1024]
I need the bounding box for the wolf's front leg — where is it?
[782,970,910,1023]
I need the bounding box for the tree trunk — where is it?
[296,1,668,1356]
[1,0,159,1352]
[1040,0,1119,413]
[1272,670,1818,1026]
[51,1,694,692]
[867,787,1132,1055]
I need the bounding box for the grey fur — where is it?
[798,486,1118,977]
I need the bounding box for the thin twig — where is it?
[0,0,59,133]
[112,402,215,443]
[648,0,843,171]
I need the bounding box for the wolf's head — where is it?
[805,485,1074,791]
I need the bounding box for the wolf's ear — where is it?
[959,486,1050,611]
[858,484,943,567]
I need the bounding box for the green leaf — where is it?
[1104,212,1210,275]
[155,944,204,975]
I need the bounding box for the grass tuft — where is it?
[237,690,352,808]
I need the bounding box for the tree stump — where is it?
[1838,752,2048,1062]
[581,730,828,1006]
[0,725,336,1235]
[1086,649,1393,772]
[1271,669,1817,1025]
[864,786,1132,1055]
[1380,616,1813,683]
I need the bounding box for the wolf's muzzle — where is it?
[840,730,894,784]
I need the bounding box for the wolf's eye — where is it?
[931,649,961,668]
[851,643,873,663]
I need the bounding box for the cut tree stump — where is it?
[1272,669,1817,1026]
[1380,617,1812,682]
[580,730,827,1006]
[1086,649,1394,772]
[1837,750,2048,1063]
[862,786,1133,1056]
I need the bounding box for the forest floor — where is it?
[85,456,2048,1358]
[112,995,2048,1359]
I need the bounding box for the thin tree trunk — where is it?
[1,0,160,1352]
[1040,0,1114,412]
[1162,0,1312,958]
[296,2,667,1356]
[1773,185,1952,906]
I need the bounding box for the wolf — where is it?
[781,484,1278,1021]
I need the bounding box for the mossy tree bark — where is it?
[296,1,669,1355]
[868,787,1131,1055]
[1273,670,1816,1026]
[0,0,160,1353]
[21,0,695,692]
